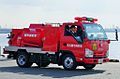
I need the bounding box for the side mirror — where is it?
[115,29,118,41]
[110,29,118,41]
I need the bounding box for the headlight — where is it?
[85,48,94,57]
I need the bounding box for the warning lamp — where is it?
[74,17,86,21]
[93,18,98,21]
[86,18,94,21]
[87,17,98,23]
[74,17,98,23]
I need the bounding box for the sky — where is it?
[0,0,120,28]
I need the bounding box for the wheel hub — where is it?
[18,55,26,65]
[64,57,73,68]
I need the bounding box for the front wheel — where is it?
[16,51,33,68]
[83,64,96,70]
[62,54,77,70]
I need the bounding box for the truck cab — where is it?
[59,17,109,69]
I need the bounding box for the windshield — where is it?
[83,24,108,40]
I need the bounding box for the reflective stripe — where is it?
[4,46,55,54]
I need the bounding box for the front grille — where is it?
[93,55,106,58]
[94,51,106,58]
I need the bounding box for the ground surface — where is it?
[0,60,120,79]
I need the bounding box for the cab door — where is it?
[60,24,84,54]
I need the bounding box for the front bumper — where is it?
[83,58,109,64]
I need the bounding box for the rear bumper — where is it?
[83,58,109,64]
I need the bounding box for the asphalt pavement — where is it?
[0,60,120,79]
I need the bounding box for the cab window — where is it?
[64,25,84,43]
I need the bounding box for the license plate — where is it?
[98,59,103,64]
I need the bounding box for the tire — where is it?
[36,62,50,67]
[62,54,77,70]
[83,64,96,70]
[16,51,33,68]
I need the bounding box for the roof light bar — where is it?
[74,17,98,23]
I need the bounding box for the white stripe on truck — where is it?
[5,46,55,54]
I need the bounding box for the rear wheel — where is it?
[83,64,96,70]
[16,51,33,68]
[62,54,77,70]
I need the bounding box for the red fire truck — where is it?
[4,17,110,70]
